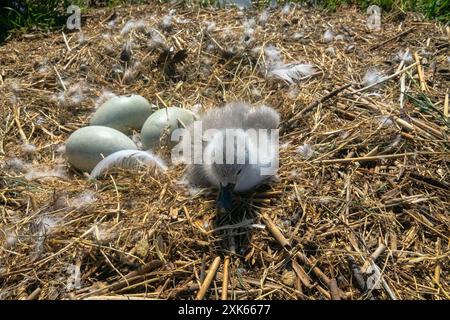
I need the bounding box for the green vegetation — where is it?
[0,0,69,42]
[182,0,449,21]
[0,1,146,42]
[313,0,449,21]
[0,0,448,43]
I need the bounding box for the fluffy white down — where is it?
[90,149,167,179]
[267,63,316,84]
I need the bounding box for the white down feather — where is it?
[90,149,167,179]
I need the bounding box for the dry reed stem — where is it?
[221,256,230,300]
[196,256,221,300]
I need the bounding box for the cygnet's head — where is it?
[203,128,276,213]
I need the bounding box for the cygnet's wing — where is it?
[234,131,278,192]
[183,102,249,164]
[243,105,280,130]
[199,102,251,131]
[186,164,211,187]
[234,164,266,193]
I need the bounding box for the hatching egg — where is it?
[66,126,137,172]
[90,94,155,134]
[141,107,196,149]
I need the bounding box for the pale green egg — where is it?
[141,107,196,149]
[66,126,137,172]
[90,94,155,134]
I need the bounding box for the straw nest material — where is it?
[0,3,449,300]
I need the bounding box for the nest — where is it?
[0,3,449,300]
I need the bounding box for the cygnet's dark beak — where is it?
[217,183,235,214]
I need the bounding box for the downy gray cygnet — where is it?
[184,102,280,213]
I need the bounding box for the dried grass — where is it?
[0,3,449,300]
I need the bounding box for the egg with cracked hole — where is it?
[141,107,196,149]
[90,94,155,134]
[66,126,138,172]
